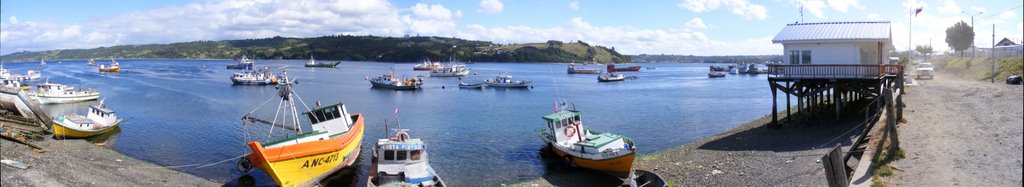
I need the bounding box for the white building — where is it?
[772,21,895,65]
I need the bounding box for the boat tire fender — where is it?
[238,175,255,186]
[237,157,252,173]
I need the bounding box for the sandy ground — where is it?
[1,138,219,187]
[511,100,880,186]
[891,73,1023,186]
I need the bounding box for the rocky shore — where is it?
[1,137,218,186]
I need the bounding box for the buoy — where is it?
[442,86,446,89]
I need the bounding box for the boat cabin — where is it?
[373,131,438,185]
[86,104,118,126]
[303,102,353,135]
[542,110,585,144]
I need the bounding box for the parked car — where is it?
[1007,75,1022,85]
[915,63,934,79]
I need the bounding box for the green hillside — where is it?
[0,35,630,64]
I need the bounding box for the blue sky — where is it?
[1,0,1022,56]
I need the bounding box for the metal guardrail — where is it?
[767,64,904,79]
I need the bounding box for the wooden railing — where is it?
[767,64,903,79]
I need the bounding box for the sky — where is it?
[1,0,1022,56]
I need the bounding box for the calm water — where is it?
[6,60,787,186]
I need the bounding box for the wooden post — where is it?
[786,82,792,120]
[833,83,841,122]
[771,81,779,128]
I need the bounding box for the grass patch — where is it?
[871,181,887,187]
[639,154,658,161]
[667,181,675,187]
[933,56,1023,81]
[877,167,894,177]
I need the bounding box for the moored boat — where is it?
[88,58,98,66]
[227,55,255,69]
[30,81,100,104]
[304,56,340,68]
[0,64,11,80]
[537,103,636,176]
[429,64,470,77]
[567,63,603,74]
[231,67,279,85]
[708,71,726,78]
[485,74,531,88]
[607,64,641,72]
[99,57,121,72]
[413,60,443,71]
[598,73,626,82]
[368,129,446,187]
[370,73,422,90]
[237,72,365,187]
[458,81,485,89]
[51,100,122,138]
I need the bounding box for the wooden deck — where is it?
[767,64,904,80]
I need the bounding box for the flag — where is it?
[914,7,923,17]
[553,102,558,112]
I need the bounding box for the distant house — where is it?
[772,21,895,65]
[993,37,1023,58]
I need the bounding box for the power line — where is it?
[980,4,1023,19]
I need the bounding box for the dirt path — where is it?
[892,73,1023,186]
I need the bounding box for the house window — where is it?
[801,50,812,64]
[789,50,800,64]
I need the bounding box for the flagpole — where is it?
[909,8,913,65]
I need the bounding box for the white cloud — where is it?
[477,0,504,14]
[999,11,1015,20]
[456,17,778,55]
[0,0,469,54]
[802,0,828,19]
[685,18,708,29]
[677,0,767,20]
[827,0,863,12]
[569,1,580,11]
[935,0,961,14]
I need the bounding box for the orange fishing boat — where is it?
[237,71,364,187]
[537,102,637,176]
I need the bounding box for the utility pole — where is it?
[991,24,995,83]
[963,11,983,57]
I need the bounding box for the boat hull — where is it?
[99,67,121,72]
[35,94,100,104]
[370,82,420,90]
[305,62,340,68]
[429,71,470,77]
[52,120,121,138]
[245,114,365,187]
[227,63,254,70]
[549,145,635,175]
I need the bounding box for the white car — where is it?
[915,63,934,79]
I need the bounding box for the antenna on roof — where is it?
[799,4,804,23]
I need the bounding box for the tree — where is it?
[915,45,934,60]
[945,21,974,57]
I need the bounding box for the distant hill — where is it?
[629,54,783,64]
[0,35,631,64]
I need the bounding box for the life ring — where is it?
[564,125,576,137]
[236,157,252,173]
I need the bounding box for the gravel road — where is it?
[891,73,1023,186]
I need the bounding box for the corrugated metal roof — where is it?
[772,21,891,43]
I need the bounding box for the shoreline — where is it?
[1,137,219,186]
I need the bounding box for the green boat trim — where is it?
[263,130,329,146]
[538,127,634,149]
[542,110,581,121]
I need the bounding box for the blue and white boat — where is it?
[368,129,446,187]
[226,55,255,70]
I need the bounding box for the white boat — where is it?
[30,81,100,104]
[429,64,470,77]
[40,58,46,65]
[227,55,255,69]
[598,73,626,82]
[0,64,12,80]
[369,73,422,90]
[230,67,279,85]
[367,129,446,187]
[485,74,531,88]
[51,100,123,138]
